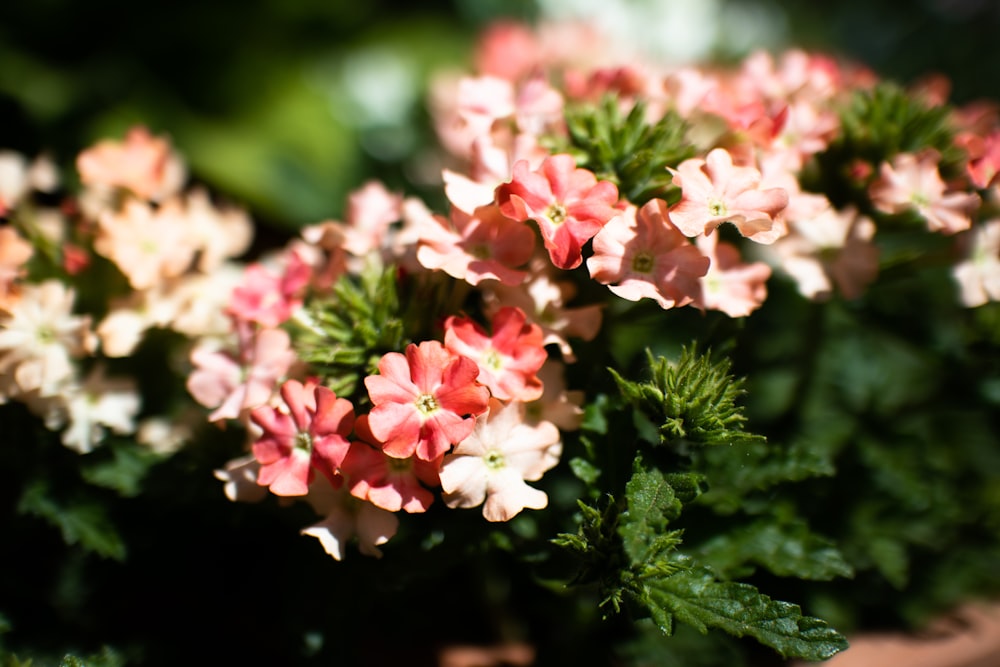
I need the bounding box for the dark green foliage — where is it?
[556,350,851,660]
[290,260,409,399]
[17,481,126,562]
[554,97,697,205]
[809,82,964,210]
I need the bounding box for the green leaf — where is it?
[697,517,854,581]
[641,566,849,661]
[18,481,126,561]
[569,456,601,485]
[81,440,162,497]
[619,459,682,566]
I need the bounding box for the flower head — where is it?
[496,154,620,269]
[439,399,561,522]
[668,148,788,243]
[587,199,710,309]
[364,341,490,461]
[444,306,547,402]
[250,379,355,496]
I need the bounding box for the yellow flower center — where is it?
[295,431,313,452]
[632,251,655,274]
[484,348,503,371]
[546,202,568,225]
[708,198,727,217]
[485,450,505,471]
[415,393,439,416]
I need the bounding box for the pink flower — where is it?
[953,219,1000,307]
[496,154,620,269]
[694,233,772,317]
[76,126,186,202]
[587,199,710,309]
[249,379,355,496]
[481,261,602,363]
[414,202,535,286]
[186,324,297,422]
[524,360,585,432]
[439,399,562,522]
[214,454,268,503]
[302,479,398,560]
[364,341,490,462]
[771,205,879,301]
[94,198,198,290]
[0,226,32,309]
[668,148,789,243]
[870,149,980,234]
[340,415,439,513]
[227,250,311,328]
[444,306,547,402]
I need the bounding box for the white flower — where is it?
[440,398,562,522]
[0,280,94,399]
[57,366,141,453]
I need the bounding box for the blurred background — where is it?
[2,0,999,231]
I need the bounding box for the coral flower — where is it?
[694,233,773,317]
[439,399,562,522]
[444,306,548,402]
[587,199,710,309]
[340,415,439,513]
[365,341,490,462]
[496,154,620,269]
[76,125,186,202]
[413,201,536,286]
[250,379,355,497]
[668,148,789,243]
[870,149,980,234]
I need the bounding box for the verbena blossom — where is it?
[412,201,535,286]
[668,147,789,243]
[439,398,561,522]
[693,232,772,317]
[249,379,355,497]
[495,154,620,269]
[771,205,879,301]
[340,415,439,513]
[481,262,602,363]
[0,226,32,309]
[94,198,199,290]
[226,250,311,328]
[301,479,398,561]
[587,199,710,309]
[869,149,981,234]
[444,306,547,402]
[187,325,297,423]
[364,341,490,462]
[0,280,94,399]
[953,219,1000,307]
[55,365,141,454]
[524,360,585,431]
[75,125,186,202]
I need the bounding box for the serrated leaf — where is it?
[619,458,682,565]
[642,566,849,661]
[18,481,126,561]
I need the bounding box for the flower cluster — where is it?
[1,128,251,454]
[5,19,1000,569]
